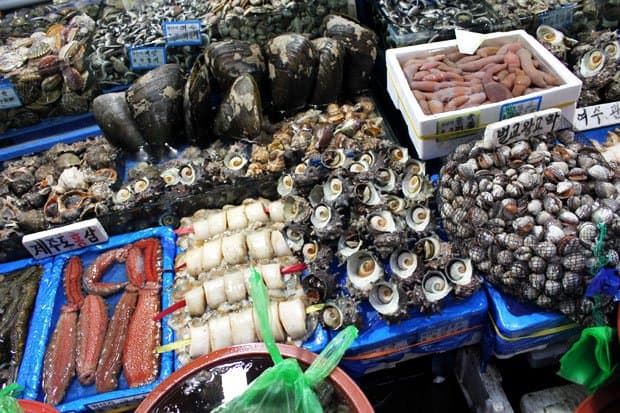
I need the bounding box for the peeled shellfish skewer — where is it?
[178,228,294,276]
[154,262,307,320]
[175,199,286,239]
[156,297,308,359]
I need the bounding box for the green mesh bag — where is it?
[0,383,25,413]
[213,268,358,413]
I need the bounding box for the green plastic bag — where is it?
[213,268,358,413]
[558,326,619,394]
[0,383,25,413]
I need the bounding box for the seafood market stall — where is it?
[0,0,618,411]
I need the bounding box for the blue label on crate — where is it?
[163,20,203,46]
[0,78,22,109]
[538,5,574,29]
[499,96,541,120]
[128,46,167,70]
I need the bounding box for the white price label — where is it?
[0,79,22,109]
[163,20,203,46]
[128,46,167,71]
[573,101,620,131]
[22,218,108,259]
[483,108,562,149]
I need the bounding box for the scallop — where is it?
[422,271,452,302]
[346,250,384,292]
[406,205,431,232]
[446,258,473,286]
[579,49,606,78]
[389,249,418,280]
[368,282,406,318]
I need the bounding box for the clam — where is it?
[183,56,212,145]
[368,210,397,233]
[323,15,378,94]
[406,205,431,232]
[413,236,441,261]
[578,49,606,78]
[92,92,145,152]
[309,37,345,106]
[368,282,407,319]
[422,271,452,302]
[126,64,185,149]
[205,40,265,90]
[346,250,383,293]
[446,258,473,286]
[389,248,418,280]
[266,34,317,112]
[214,73,262,140]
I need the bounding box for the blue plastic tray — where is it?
[338,288,488,377]
[2,257,55,400]
[22,227,176,412]
[485,283,582,358]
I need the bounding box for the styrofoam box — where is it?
[385,30,583,160]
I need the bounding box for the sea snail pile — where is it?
[439,129,620,325]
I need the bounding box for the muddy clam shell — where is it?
[184,55,213,145]
[323,15,377,95]
[214,73,262,140]
[126,63,185,149]
[93,92,146,152]
[265,33,317,112]
[205,39,266,91]
[310,37,345,106]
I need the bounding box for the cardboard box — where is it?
[386,30,583,159]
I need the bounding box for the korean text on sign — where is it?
[0,79,23,109]
[163,20,202,46]
[129,46,167,71]
[22,219,109,259]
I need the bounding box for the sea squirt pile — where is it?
[400,42,562,115]
[438,129,620,325]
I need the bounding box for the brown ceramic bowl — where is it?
[137,343,374,413]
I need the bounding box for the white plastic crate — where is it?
[385,30,582,159]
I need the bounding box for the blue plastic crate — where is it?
[337,288,488,377]
[21,227,176,412]
[2,257,55,399]
[485,283,582,358]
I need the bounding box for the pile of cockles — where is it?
[400,42,562,115]
[170,198,308,365]
[278,141,480,325]
[43,238,163,405]
[438,129,620,325]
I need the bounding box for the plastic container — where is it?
[1,258,55,400]
[338,289,488,377]
[20,227,176,412]
[385,30,583,159]
[136,343,373,413]
[485,283,582,358]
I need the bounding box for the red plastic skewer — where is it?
[153,299,186,321]
[174,227,194,235]
[280,262,307,274]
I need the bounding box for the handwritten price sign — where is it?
[22,219,108,259]
[0,78,22,109]
[483,108,562,149]
[163,20,203,46]
[128,46,167,71]
[573,101,620,131]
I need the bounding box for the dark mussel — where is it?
[214,73,262,140]
[310,37,345,106]
[205,39,266,91]
[126,64,185,151]
[93,91,146,152]
[323,15,378,95]
[265,33,317,113]
[184,55,213,145]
